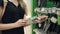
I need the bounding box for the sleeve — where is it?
[0,0,3,7]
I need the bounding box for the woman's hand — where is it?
[15,19,29,27]
[37,15,48,24]
[0,19,29,30]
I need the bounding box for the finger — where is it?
[22,22,30,26]
[24,23,30,26]
[21,22,27,26]
[22,19,27,23]
[42,16,48,21]
[41,15,48,19]
[37,17,46,23]
[37,16,42,21]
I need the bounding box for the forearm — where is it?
[0,23,19,30]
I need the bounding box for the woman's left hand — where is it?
[36,15,48,24]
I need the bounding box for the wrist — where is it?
[14,22,20,28]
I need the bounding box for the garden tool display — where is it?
[32,0,60,34]
[33,8,59,34]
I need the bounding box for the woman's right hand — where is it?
[0,19,28,30]
[15,19,27,27]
